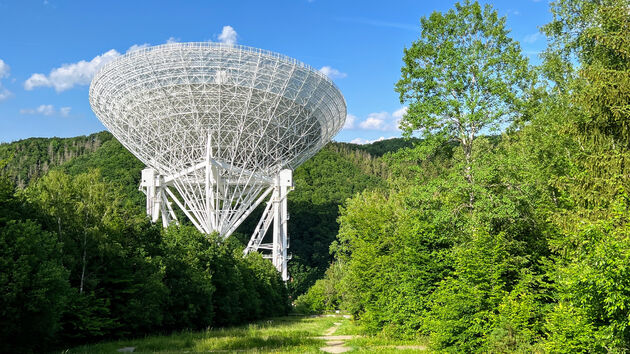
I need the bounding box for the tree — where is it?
[395,0,534,208]
[537,0,630,350]
[0,177,70,352]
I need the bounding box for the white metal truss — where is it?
[243,169,293,281]
[89,42,346,280]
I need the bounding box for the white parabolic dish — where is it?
[89,42,346,238]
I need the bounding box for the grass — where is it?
[63,315,429,353]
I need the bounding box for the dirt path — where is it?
[317,322,355,353]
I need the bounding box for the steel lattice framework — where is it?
[89,42,346,280]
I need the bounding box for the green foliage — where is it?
[162,226,289,330]
[302,0,630,352]
[0,169,292,351]
[0,131,112,187]
[0,177,70,352]
[396,0,536,223]
[332,189,451,337]
[240,143,387,299]
[543,195,630,350]
[161,225,216,330]
[294,261,345,315]
[395,0,533,145]
[487,275,547,353]
[26,169,167,341]
[60,137,145,206]
[425,231,542,351]
[543,302,600,353]
[538,1,630,350]
[335,137,421,157]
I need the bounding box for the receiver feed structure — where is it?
[89,42,346,280]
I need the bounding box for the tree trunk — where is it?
[79,230,87,294]
[464,143,475,209]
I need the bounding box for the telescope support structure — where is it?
[243,170,293,281]
[140,166,293,282]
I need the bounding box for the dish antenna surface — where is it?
[89,42,346,280]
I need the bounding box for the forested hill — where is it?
[336,137,421,157]
[0,132,407,188]
[0,131,113,187]
[0,131,407,297]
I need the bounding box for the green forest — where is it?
[2,0,629,352]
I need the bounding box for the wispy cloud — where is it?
[127,43,150,52]
[320,66,347,80]
[0,58,12,102]
[0,88,12,102]
[0,59,8,79]
[350,136,397,145]
[343,114,357,129]
[523,32,542,44]
[348,107,407,132]
[59,106,71,117]
[336,17,418,31]
[20,104,71,117]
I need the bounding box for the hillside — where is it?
[0,132,113,187]
[336,137,420,157]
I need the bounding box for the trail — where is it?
[317,322,354,353]
[315,316,427,352]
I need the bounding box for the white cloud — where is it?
[523,32,542,44]
[392,106,407,119]
[23,73,48,89]
[0,59,9,79]
[392,106,407,128]
[359,113,388,130]
[350,136,396,145]
[166,36,180,44]
[0,59,12,102]
[24,49,121,92]
[60,106,71,117]
[343,114,357,129]
[0,88,11,102]
[349,107,407,131]
[20,104,54,116]
[20,104,70,117]
[218,25,237,45]
[127,43,150,52]
[319,66,347,79]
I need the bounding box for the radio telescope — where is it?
[89,42,346,280]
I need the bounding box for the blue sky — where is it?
[0,0,551,144]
